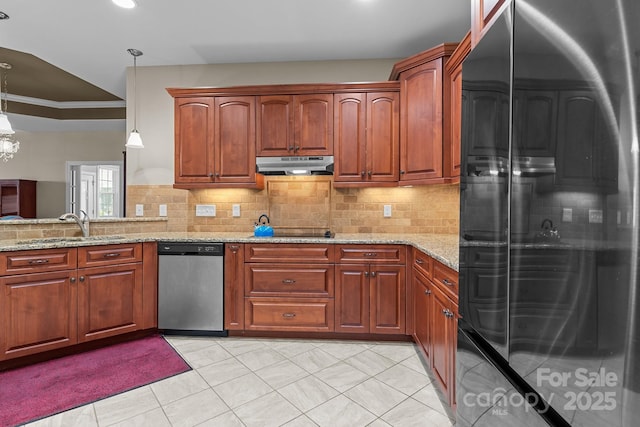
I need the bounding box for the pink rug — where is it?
[0,335,191,426]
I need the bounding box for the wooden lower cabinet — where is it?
[245,298,334,331]
[430,280,458,408]
[412,269,432,361]
[0,270,77,360]
[77,263,143,343]
[224,244,245,330]
[0,243,154,362]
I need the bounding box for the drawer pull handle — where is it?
[442,308,454,318]
[282,279,296,285]
[442,278,454,286]
[416,258,424,265]
[282,312,296,319]
[28,259,50,265]
[103,253,121,258]
[425,289,431,295]
[364,252,377,257]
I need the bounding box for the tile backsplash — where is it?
[126,177,460,235]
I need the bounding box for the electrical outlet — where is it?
[383,205,392,218]
[232,204,241,217]
[562,208,572,222]
[195,204,216,217]
[135,204,144,216]
[159,204,167,217]
[588,209,603,224]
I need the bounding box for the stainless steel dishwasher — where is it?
[157,242,226,336]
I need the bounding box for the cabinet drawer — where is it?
[433,260,458,303]
[336,245,406,264]
[245,298,334,331]
[78,243,143,267]
[0,248,77,276]
[245,244,334,263]
[245,264,334,297]
[412,248,432,279]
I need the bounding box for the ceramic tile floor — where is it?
[25,336,455,427]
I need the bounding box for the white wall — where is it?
[125,59,401,185]
[0,130,125,218]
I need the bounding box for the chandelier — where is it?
[0,62,19,162]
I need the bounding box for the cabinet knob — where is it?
[295,146,300,152]
[371,271,377,277]
[425,289,431,295]
[79,276,85,282]
[367,170,372,176]
[229,245,240,252]
[288,146,294,151]
[70,277,76,283]
[442,308,454,318]
[208,172,214,178]
[215,172,220,178]
[416,258,424,265]
[364,271,369,277]
[282,312,296,319]
[361,171,366,177]
[400,170,406,175]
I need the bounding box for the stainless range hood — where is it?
[256,156,334,175]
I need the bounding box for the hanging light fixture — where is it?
[0,63,19,162]
[125,48,144,149]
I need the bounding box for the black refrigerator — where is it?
[457,0,640,426]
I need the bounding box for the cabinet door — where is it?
[367,92,399,183]
[225,244,245,330]
[294,94,334,155]
[370,264,405,334]
[174,97,215,184]
[335,264,369,333]
[412,269,432,361]
[77,263,143,342]
[334,93,366,182]
[400,60,443,182]
[447,60,464,180]
[215,96,257,183]
[431,282,457,407]
[466,90,509,157]
[0,270,77,360]
[257,95,294,156]
[513,90,557,157]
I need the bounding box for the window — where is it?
[66,161,124,218]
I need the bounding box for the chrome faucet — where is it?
[59,210,90,238]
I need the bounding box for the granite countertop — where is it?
[0,232,460,271]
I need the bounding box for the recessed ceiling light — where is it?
[112,0,137,9]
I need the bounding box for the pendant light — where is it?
[0,63,19,162]
[125,48,144,149]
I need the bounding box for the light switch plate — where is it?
[383,205,392,217]
[562,208,572,222]
[135,204,144,216]
[232,204,241,217]
[159,204,167,217]
[588,209,603,224]
[196,204,216,217]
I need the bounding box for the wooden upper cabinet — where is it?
[172,94,263,189]
[471,0,511,48]
[257,93,333,156]
[444,32,471,183]
[391,44,457,185]
[174,97,215,184]
[215,96,258,184]
[334,91,399,187]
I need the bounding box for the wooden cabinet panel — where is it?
[245,244,334,263]
[0,248,77,276]
[225,244,245,330]
[246,264,334,297]
[0,270,77,360]
[431,281,457,408]
[433,260,459,304]
[77,263,143,343]
[471,0,511,48]
[245,298,334,331]
[369,265,405,334]
[257,95,294,155]
[333,91,399,186]
[334,264,369,333]
[141,241,158,330]
[78,244,142,268]
[413,269,432,361]
[174,97,215,184]
[336,245,405,264]
[215,96,257,183]
[257,94,333,156]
